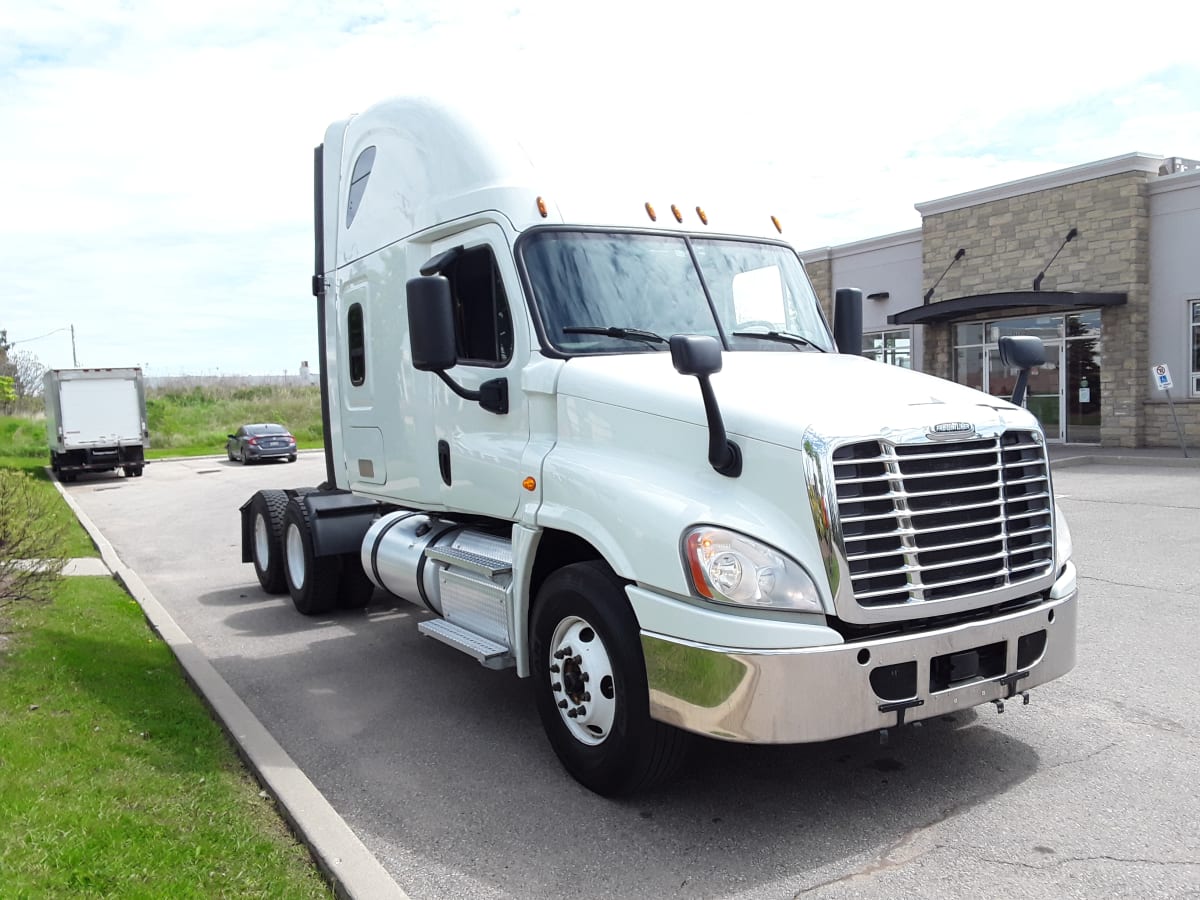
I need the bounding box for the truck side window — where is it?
[348,303,366,385]
[442,245,513,365]
[346,146,376,228]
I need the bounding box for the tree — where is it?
[6,349,46,398]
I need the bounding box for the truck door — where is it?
[426,224,532,520]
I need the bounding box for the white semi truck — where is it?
[45,367,148,481]
[240,97,1078,796]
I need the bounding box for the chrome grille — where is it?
[832,432,1053,608]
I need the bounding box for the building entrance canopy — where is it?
[888,291,1127,326]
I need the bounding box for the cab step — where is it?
[418,618,514,669]
[424,545,512,577]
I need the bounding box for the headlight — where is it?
[682,527,822,613]
[1054,503,1073,570]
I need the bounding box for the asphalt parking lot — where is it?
[61,457,1200,899]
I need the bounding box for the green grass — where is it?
[146,384,323,455]
[0,578,330,898]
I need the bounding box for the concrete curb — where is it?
[1049,454,1200,470]
[50,475,408,900]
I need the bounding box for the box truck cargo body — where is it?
[45,367,148,480]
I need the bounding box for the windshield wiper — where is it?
[732,330,826,352]
[562,325,668,346]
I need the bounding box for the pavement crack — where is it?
[1046,740,1120,770]
[793,791,985,895]
[982,854,1199,871]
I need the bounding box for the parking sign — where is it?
[1153,364,1173,390]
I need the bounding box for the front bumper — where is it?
[641,566,1078,744]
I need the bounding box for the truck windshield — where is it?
[520,230,833,355]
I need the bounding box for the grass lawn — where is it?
[0,578,330,898]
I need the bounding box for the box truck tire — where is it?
[531,561,690,796]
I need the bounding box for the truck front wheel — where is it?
[249,490,289,594]
[283,499,340,615]
[530,561,689,796]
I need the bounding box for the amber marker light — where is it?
[684,532,716,599]
[671,204,683,223]
[536,196,549,218]
[645,202,657,222]
[523,476,537,491]
[696,206,708,225]
[771,215,783,234]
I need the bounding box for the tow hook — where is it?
[993,692,1031,715]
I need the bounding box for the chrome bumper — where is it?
[641,580,1077,744]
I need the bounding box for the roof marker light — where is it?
[645,202,657,222]
[536,196,549,218]
[696,206,708,226]
[771,215,783,234]
[671,204,683,223]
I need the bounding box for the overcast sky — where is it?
[3,1,1199,376]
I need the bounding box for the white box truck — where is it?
[45,367,148,481]
[240,97,1078,796]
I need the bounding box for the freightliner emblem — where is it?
[928,421,976,440]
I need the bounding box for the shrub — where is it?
[0,468,68,607]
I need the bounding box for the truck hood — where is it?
[554,351,1029,447]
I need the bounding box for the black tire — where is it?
[133,466,144,477]
[283,498,341,615]
[240,448,250,465]
[123,466,134,477]
[287,454,297,463]
[530,560,690,796]
[249,490,289,594]
[336,554,375,610]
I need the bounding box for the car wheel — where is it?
[530,560,690,796]
[288,454,297,463]
[283,498,341,615]
[249,490,289,594]
[240,447,250,465]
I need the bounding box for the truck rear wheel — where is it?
[336,554,375,609]
[249,490,289,594]
[283,499,340,615]
[530,560,690,796]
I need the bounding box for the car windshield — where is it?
[519,230,834,355]
[248,424,287,436]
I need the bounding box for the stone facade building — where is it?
[800,154,1200,450]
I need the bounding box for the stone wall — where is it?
[1144,398,1200,451]
[804,256,834,323]
[920,171,1153,447]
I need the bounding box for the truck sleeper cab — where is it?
[240,96,1078,796]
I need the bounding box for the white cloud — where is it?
[2,0,1199,371]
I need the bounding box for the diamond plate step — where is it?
[424,545,512,577]
[418,618,514,669]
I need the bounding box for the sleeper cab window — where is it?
[346,146,376,228]
[348,303,366,386]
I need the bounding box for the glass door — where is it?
[988,342,1063,442]
[1065,311,1102,443]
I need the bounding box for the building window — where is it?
[1191,300,1200,397]
[863,329,912,368]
